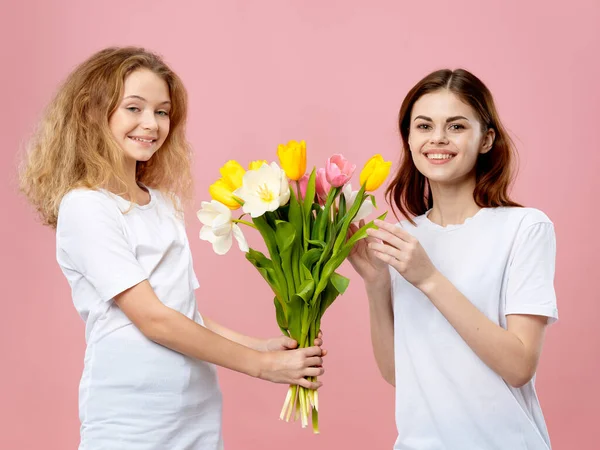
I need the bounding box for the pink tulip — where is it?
[326,154,356,188]
[297,174,310,200]
[315,168,330,205]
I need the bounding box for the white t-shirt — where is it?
[56,187,223,450]
[391,207,557,450]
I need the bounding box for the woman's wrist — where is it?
[416,269,444,297]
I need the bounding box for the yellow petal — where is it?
[360,155,392,191]
[277,140,307,181]
[248,160,268,171]
[220,160,245,190]
[209,179,241,209]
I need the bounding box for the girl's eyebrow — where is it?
[123,95,171,106]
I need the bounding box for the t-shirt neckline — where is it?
[421,207,489,232]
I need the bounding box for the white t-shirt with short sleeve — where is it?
[391,207,557,450]
[56,187,223,450]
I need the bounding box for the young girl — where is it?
[349,69,557,449]
[19,47,324,450]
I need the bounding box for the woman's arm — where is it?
[114,280,323,389]
[368,219,550,388]
[365,277,396,386]
[420,272,547,388]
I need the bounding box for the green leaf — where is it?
[252,215,288,301]
[304,168,317,215]
[245,249,282,300]
[274,296,289,336]
[332,184,366,254]
[301,248,322,273]
[317,278,341,319]
[288,188,303,241]
[292,279,315,305]
[369,194,378,209]
[307,239,326,249]
[330,272,350,295]
[275,220,296,253]
[337,192,347,223]
[275,220,297,297]
[344,211,388,249]
[303,169,317,245]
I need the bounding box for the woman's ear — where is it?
[480,127,496,154]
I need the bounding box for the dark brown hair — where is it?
[386,69,521,224]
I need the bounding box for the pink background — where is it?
[2,1,599,449]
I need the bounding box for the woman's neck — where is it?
[427,178,481,227]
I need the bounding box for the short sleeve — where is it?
[57,192,148,301]
[505,221,558,323]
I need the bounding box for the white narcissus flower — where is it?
[197,200,249,255]
[342,183,374,223]
[233,162,290,218]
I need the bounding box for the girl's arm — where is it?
[202,317,267,351]
[114,280,323,389]
[202,317,326,354]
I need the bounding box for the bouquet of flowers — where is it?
[197,140,391,433]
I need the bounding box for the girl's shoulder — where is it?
[57,188,121,229]
[60,187,112,204]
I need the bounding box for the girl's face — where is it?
[109,69,171,166]
[408,89,494,186]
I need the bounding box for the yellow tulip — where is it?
[248,160,268,171]
[359,154,392,191]
[209,179,241,209]
[220,160,245,190]
[277,140,307,181]
[209,160,245,210]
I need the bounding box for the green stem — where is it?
[231,219,257,229]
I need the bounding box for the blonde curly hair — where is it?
[19,46,193,228]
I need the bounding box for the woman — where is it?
[349,69,557,449]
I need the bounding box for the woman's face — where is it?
[408,89,494,186]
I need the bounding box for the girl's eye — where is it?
[126,107,140,113]
[416,123,431,130]
[156,111,170,117]
[449,124,465,130]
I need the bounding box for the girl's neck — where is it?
[427,178,481,227]
[104,161,150,205]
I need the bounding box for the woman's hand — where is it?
[348,219,390,284]
[366,219,438,291]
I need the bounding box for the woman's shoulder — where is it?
[490,206,553,227]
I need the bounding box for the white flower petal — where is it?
[212,222,232,237]
[199,225,217,243]
[353,197,375,223]
[197,200,231,226]
[232,224,249,252]
[213,232,233,255]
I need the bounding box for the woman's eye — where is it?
[416,124,431,130]
[449,124,465,130]
[126,107,140,113]
[156,111,170,117]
